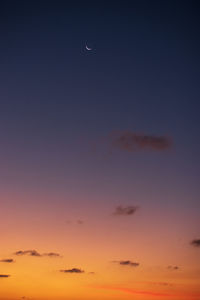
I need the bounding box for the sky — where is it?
[0,1,200,300]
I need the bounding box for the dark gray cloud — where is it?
[110,131,172,152]
[113,205,139,216]
[167,266,179,270]
[14,250,41,257]
[113,260,139,267]
[0,274,10,278]
[191,239,200,247]
[0,259,14,263]
[60,268,84,274]
[14,250,61,257]
[43,252,61,257]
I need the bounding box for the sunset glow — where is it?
[0,1,200,300]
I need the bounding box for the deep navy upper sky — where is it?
[0,1,199,213]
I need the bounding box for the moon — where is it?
[86,45,92,51]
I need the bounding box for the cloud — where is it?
[14,250,41,257]
[113,205,139,216]
[43,252,61,257]
[14,250,61,257]
[93,285,170,297]
[60,268,84,274]
[0,274,10,278]
[191,239,200,247]
[113,260,139,267]
[77,220,84,225]
[0,259,14,263]
[168,265,179,270]
[110,131,172,152]
[143,281,174,287]
[152,282,173,286]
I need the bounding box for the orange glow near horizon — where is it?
[0,189,200,300]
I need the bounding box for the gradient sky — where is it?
[0,1,200,300]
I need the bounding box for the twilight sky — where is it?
[0,1,200,300]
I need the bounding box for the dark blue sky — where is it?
[0,1,199,213]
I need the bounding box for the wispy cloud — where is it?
[167,265,179,270]
[113,260,139,267]
[93,284,200,299]
[14,250,61,257]
[43,252,61,257]
[0,259,14,263]
[191,239,200,247]
[0,274,10,278]
[77,220,84,225]
[113,205,139,216]
[143,281,174,287]
[93,285,170,297]
[14,250,41,257]
[110,130,172,152]
[60,268,84,274]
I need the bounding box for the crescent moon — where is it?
[86,45,92,51]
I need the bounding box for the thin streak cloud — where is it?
[113,260,140,267]
[93,285,170,297]
[0,259,15,263]
[60,268,84,274]
[168,265,179,270]
[14,250,61,257]
[110,130,172,152]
